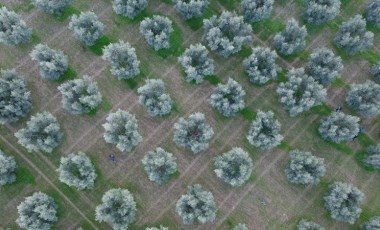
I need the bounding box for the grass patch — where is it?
[88,96,112,116]
[89,36,112,56]
[157,22,185,58]
[326,140,354,155]
[14,2,34,12]
[278,141,293,152]
[170,170,180,179]
[331,78,350,89]
[277,70,288,83]
[355,150,376,172]
[309,104,333,116]
[171,103,180,113]
[360,50,380,64]
[358,133,375,148]
[112,10,150,26]
[54,5,81,22]
[217,0,237,10]
[55,66,77,83]
[252,19,285,41]
[204,75,221,85]
[185,7,217,31]
[15,166,36,185]
[237,46,253,58]
[31,33,41,43]
[240,108,257,120]
[226,217,235,227]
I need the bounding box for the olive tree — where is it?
[102,40,140,80]
[178,43,214,84]
[112,0,147,19]
[95,188,137,230]
[16,192,57,230]
[297,219,325,230]
[103,109,142,153]
[372,62,380,83]
[246,110,283,150]
[334,15,374,55]
[57,152,97,190]
[243,46,280,85]
[319,112,360,143]
[361,216,380,230]
[30,44,69,80]
[145,226,168,230]
[304,0,341,24]
[203,11,252,57]
[209,78,245,117]
[31,0,70,15]
[241,0,273,23]
[0,69,31,124]
[69,11,104,46]
[15,112,63,154]
[0,7,32,45]
[274,18,307,56]
[173,112,214,154]
[141,147,177,184]
[363,144,380,170]
[367,0,380,28]
[324,182,364,224]
[233,223,249,230]
[0,150,16,187]
[137,79,173,117]
[58,76,102,115]
[139,15,173,51]
[346,80,380,117]
[176,184,216,224]
[174,0,209,20]
[276,68,327,117]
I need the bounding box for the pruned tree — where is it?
[58,76,102,115]
[174,0,209,20]
[243,46,280,85]
[307,48,343,85]
[276,68,327,117]
[363,144,380,170]
[297,219,325,230]
[16,192,57,230]
[69,11,104,46]
[102,40,140,80]
[176,184,216,224]
[173,112,214,154]
[31,0,70,15]
[141,147,177,184]
[285,150,326,185]
[145,226,168,230]
[324,181,364,224]
[57,152,97,190]
[0,150,16,187]
[233,223,249,230]
[112,0,148,19]
[203,11,252,57]
[274,18,307,56]
[0,7,32,46]
[372,62,380,83]
[214,147,253,186]
[137,79,173,117]
[30,44,69,80]
[334,15,374,55]
[209,78,245,117]
[178,43,214,84]
[0,69,31,124]
[304,0,341,24]
[319,112,360,143]
[246,110,283,150]
[346,80,380,117]
[367,0,380,28]
[241,0,274,23]
[95,188,136,230]
[103,109,142,153]
[361,216,380,230]
[15,112,63,154]
[139,15,173,51]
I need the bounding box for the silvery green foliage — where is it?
[176,184,216,224]
[276,68,327,117]
[0,150,16,186]
[69,11,104,46]
[30,44,69,80]
[364,144,380,169]
[307,48,343,85]
[203,11,252,57]
[139,15,173,51]
[334,15,374,55]
[58,76,102,115]
[103,109,142,153]
[145,226,168,230]
[178,43,214,84]
[174,0,209,20]
[297,219,325,230]
[304,0,341,24]
[346,81,380,117]
[95,188,136,230]
[112,0,147,19]
[233,223,249,230]
[241,0,273,23]
[15,112,63,154]
[57,152,97,190]
[324,182,364,224]
[285,150,326,185]
[246,110,283,150]
[367,0,380,28]
[209,78,245,117]
[372,62,380,83]
[214,147,253,186]
[243,47,280,85]
[0,69,31,124]
[141,147,177,184]
[102,40,140,80]
[31,0,70,15]
[16,192,57,230]
[319,112,360,143]
[274,18,307,56]
[361,216,380,230]
[137,79,172,117]
[173,112,214,154]
[0,7,32,46]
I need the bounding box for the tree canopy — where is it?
[0,7,32,45]
[367,0,380,28]
[372,61,380,83]
[364,144,380,170]
[174,0,209,20]
[361,216,380,230]
[319,112,360,143]
[69,11,104,46]
[241,0,274,23]
[274,18,307,56]
[0,150,16,187]
[346,80,380,117]
[32,0,70,15]
[112,0,147,19]
[297,219,325,230]
[139,15,173,51]
[304,0,341,24]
